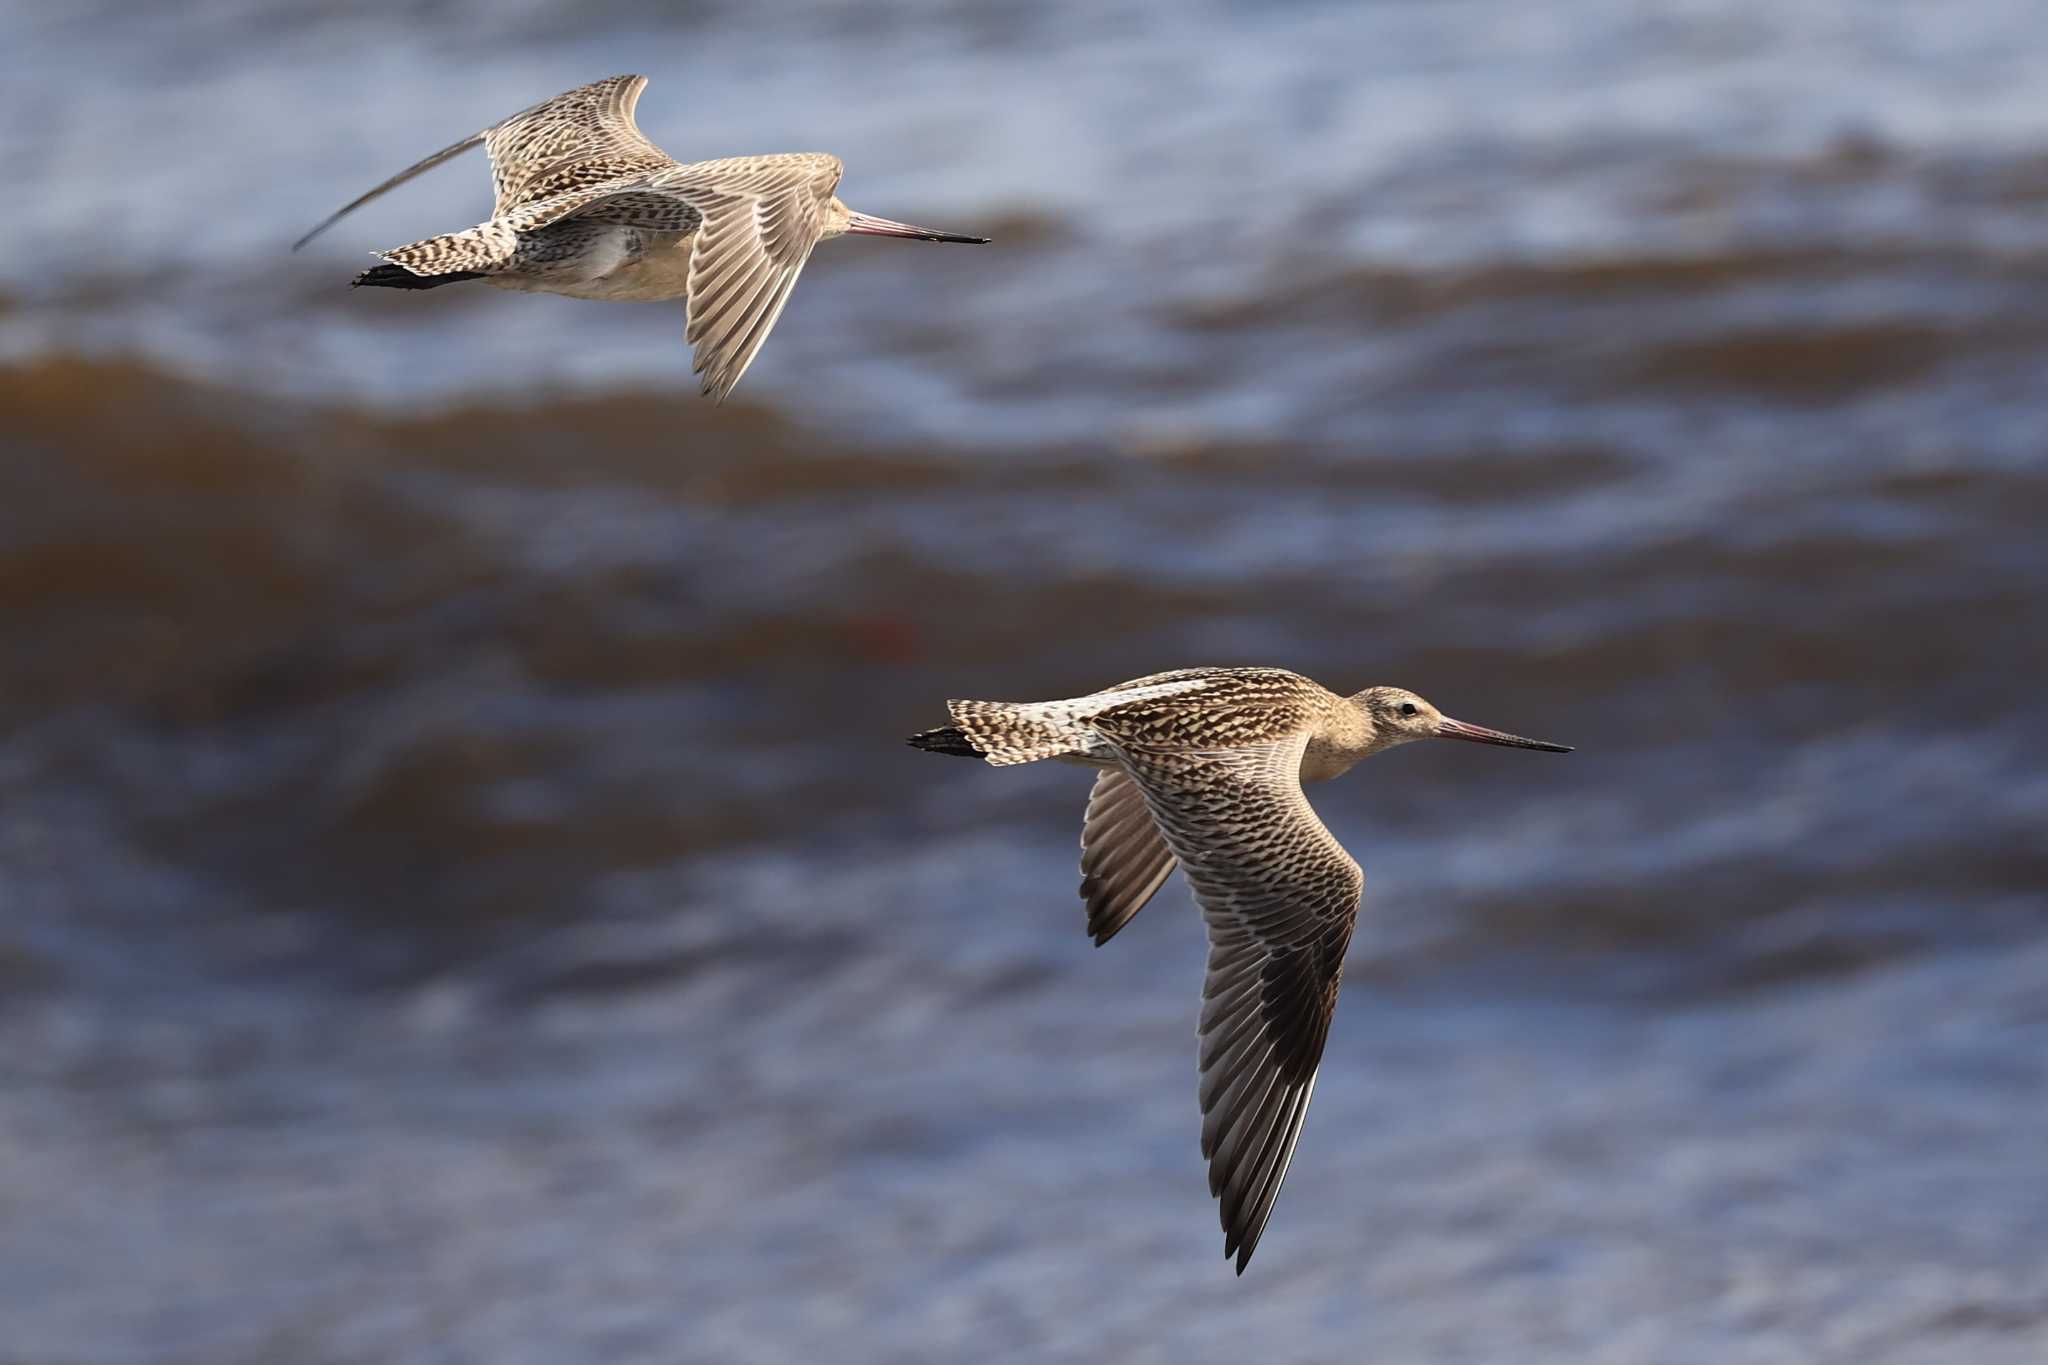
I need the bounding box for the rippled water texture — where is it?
[2,2,2046,1361]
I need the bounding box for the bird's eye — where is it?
[1399,702,1418,717]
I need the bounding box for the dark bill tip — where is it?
[844,211,989,244]
[1435,716,1573,753]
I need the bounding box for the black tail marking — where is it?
[352,264,486,291]
[906,725,984,759]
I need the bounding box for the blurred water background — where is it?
[3,1,2047,1361]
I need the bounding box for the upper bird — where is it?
[907,666,1570,1273]
[293,75,989,401]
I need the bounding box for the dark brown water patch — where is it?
[1104,436,1636,502]
[1345,443,1636,502]
[1616,322,1953,400]
[3,355,308,496]
[1166,247,1927,333]
[342,383,998,504]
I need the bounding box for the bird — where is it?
[907,666,1570,1272]
[292,74,989,401]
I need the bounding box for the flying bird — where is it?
[908,667,1571,1272]
[294,75,989,401]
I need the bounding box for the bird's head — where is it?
[1351,686,1572,754]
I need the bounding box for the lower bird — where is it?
[293,74,989,401]
[908,666,1570,1272]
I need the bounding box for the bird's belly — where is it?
[490,230,695,302]
[566,239,696,301]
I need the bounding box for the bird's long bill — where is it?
[843,211,989,244]
[1435,716,1574,753]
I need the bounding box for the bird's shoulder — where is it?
[1087,667,1334,752]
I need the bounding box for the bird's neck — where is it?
[1302,698,1381,782]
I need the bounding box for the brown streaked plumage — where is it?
[908,666,1571,1273]
[293,75,990,402]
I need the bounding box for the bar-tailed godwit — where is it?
[294,75,989,401]
[908,667,1570,1272]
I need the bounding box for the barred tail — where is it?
[941,699,1087,766]
[374,219,519,278]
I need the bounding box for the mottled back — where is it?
[1089,667,1332,752]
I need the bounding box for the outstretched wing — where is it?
[1078,768,1179,946]
[1099,729,1362,1274]
[647,154,844,402]
[484,74,673,212]
[293,74,672,252]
